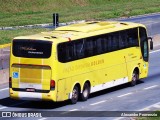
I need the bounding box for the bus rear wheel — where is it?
[70,86,79,104]
[130,70,139,86]
[80,83,90,101]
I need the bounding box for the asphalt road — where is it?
[0,14,160,120]
[118,13,160,36]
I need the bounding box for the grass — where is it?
[0,0,160,44]
[1,0,160,27]
[0,28,50,44]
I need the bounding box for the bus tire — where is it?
[80,82,90,101]
[130,70,139,86]
[70,86,79,104]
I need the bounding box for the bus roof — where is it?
[14,21,146,43]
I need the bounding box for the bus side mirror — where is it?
[148,37,153,50]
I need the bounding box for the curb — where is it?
[0,43,11,49]
[0,20,86,31]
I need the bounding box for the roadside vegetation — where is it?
[0,28,49,44]
[0,0,160,44]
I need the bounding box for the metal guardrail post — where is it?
[53,13,59,28]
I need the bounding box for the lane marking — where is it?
[69,109,78,111]
[139,102,160,111]
[153,104,160,108]
[0,106,8,110]
[143,85,158,90]
[90,100,106,106]
[38,118,47,120]
[0,88,9,92]
[149,49,160,54]
[61,109,78,115]
[117,92,133,98]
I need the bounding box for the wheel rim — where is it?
[83,89,88,98]
[72,88,78,101]
[132,72,137,82]
[131,72,138,86]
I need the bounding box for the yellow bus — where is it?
[9,21,153,104]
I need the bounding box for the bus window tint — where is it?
[58,27,140,63]
[75,40,85,59]
[111,33,119,51]
[139,27,148,62]
[96,37,104,54]
[13,40,52,58]
[119,31,127,49]
[85,39,94,57]
[127,28,139,47]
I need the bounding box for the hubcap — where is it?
[72,89,78,100]
[132,73,136,82]
[83,89,88,98]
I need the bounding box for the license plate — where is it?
[26,88,35,92]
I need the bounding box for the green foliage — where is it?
[0,0,160,27]
[0,28,50,44]
[0,0,160,44]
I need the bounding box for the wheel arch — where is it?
[129,66,140,81]
[69,82,81,99]
[134,67,140,75]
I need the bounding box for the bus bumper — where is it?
[9,88,57,102]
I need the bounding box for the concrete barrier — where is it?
[0,46,10,85]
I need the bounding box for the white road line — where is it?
[61,109,78,115]
[149,49,160,54]
[153,104,160,108]
[90,100,106,106]
[143,85,158,90]
[0,106,8,110]
[38,118,47,120]
[69,109,78,111]
[141,108,150,111]
[139,102,160,111]
[0,88,9,92]
[117,92,133,98]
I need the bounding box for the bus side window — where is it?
[119,31,127,49]
[74,39,85,59]
[127,28,139,47]
[111,33,119,51]
[96,37,103,54]
[58,43,65,62]
[107,35,112,52]
[65,42,74,61]
[85,39,94,57]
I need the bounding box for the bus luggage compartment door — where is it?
[57,79,66,101]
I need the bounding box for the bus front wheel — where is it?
[70,86,79,104]
[130,70,139,86]
[80,82,90,101]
